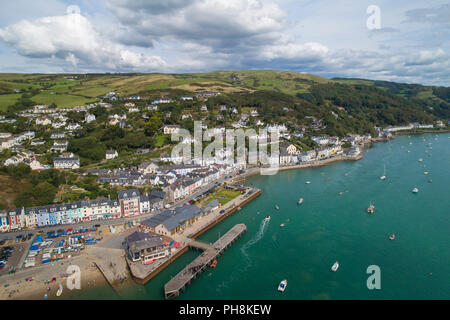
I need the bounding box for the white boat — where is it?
[389,234,395,240]
[380,164,386,180]
[305,181,311,184]
[264,216,271,222]
[424,172,429,175]
[278,280,287,292]
[56,283,63,297]
[275,205,279,210]
[331,261,339,272]
[418,158,423,162]
[412,188,419,193]
[298,197,304,204]
[280,224,285,228]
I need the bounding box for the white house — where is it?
[106,150,118,160]
[53,157,80,170]
[85,113,96,123]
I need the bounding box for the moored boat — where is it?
[331,261,339,272]
[389,234,395,240]
[275,205,279,210]
[305,181,311,184]
[367,204,375,214]
[278,280,287,292]
[298,197,304,204]
[412,188,419,193]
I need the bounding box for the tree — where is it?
[144,115,162,137]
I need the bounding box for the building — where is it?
[53,157,80,169]
[50,140,69,153]
[125,232,170,263]
[140,204,202,236]
[106,150,118,160]
[85,113,96,123]
[118,189,141,217]
[286,144,299,155]
[163,125,180,135]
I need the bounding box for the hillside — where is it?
[0,70,448,128]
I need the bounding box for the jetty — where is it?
[128,187,261,285]
[164,224,247,299]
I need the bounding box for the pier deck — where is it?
[164,224,246,299]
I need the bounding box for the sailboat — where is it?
[380,164,386,180]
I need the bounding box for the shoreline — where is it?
[2,130,448,300]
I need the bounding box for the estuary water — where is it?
[74,133,450,300]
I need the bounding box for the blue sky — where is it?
[0,0,448,85]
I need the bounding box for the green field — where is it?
[0,93,22,109]
[206,188,241,206]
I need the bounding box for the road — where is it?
[1,169,243,239]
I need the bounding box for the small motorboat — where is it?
[338,192,344,196]
[275,205,279,210]
[367,204,375,214]
[380,175,386,180]
[412,188,419,193]
[389,234,395,240]
[210,259,217,268]
[278,280,287,292]
[331,261,339,272]
[424,172,429,175]
[298,197,304,204]
[418,158,423,162]
[280,224,285,228]
[264,216,271,222]
[305,181,311,184]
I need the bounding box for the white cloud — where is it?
[0,13,166,71]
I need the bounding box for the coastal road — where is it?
[1,169,242,239]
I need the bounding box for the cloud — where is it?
[0,12,166,71]
[403,4,450,25]
[107,0,286,49]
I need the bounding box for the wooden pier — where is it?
[164,224,246,299]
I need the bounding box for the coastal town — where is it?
[0,92,447,232]
[0,75,448,301]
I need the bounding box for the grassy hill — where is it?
[0,70,448,121]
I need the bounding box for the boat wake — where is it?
[240,218,269,264]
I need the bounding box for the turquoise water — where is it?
[75,133,450,300]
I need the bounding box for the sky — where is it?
[0,0,448,86]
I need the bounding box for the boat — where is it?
[56,283,63,297]
[210,259,217,268]
[264,216,271,222]
[278,280,287,292]
[428,179,432,183]
[367,204,375,214]
[305,181,311,184]
[331,261,339,272]
[338,192,344,196]
[412,188,419,193]
[275,205,279,210]
[418,158,423,162]
[280,224,285,228]
[298,197,304,204]
[389,234,395,240]
[380,164,386,180]
[424,172,429,175]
